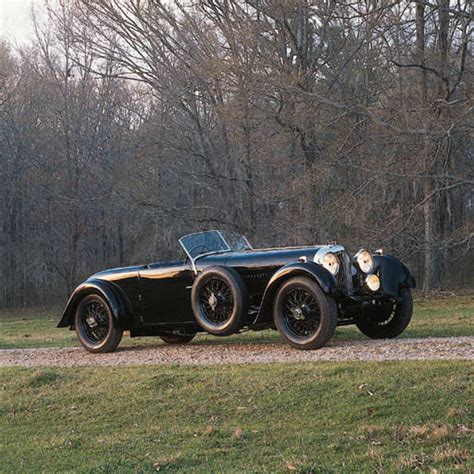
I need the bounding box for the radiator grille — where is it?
[336,252,353,294]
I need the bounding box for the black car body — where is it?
[58,230,415,352]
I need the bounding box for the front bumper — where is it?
[335,290,402,326]
[346,293,403,305]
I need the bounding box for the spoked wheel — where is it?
[160,332,196,344]
[191,266,248,336]
[200,278,234,324]
[355,288,413,339]
[273,277,337,350]
[282,288,321,337]
[75,294,123,353]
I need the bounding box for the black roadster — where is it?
[58,230,415,352]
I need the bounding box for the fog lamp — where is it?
[365,274,380,292]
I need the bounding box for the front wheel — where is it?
[191,266,248,336]
[273,277,337,350]
[355,288,413,339]
[75,294,123,353]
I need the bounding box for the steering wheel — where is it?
[188,244,211,257]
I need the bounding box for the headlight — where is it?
[314,247,343,275]
[320,252,340,275]
[365,274,380,291]
[354,249,374,273]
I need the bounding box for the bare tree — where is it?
[0,0,472,308]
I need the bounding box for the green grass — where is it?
[0,362,472,472]
[1,295,472,472]
[0,293,473,349]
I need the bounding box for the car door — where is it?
[137,261,195,325]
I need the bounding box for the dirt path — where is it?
[0,336,472,367]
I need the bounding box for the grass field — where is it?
[1,294,472,472]
[0,293,473,350]
[1,362,472,472]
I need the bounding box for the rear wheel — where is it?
[160,333,196,344]
[355,288,413,339]
[191,266,248,336]
[75,294,123,353]
[273,277,337,350]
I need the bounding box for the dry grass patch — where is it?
[407,423,456,441]
[400,445,471,472]
[359,424,386,442]
[430,424,450,440]
[432,446,470,464]
[152,453,182,471]
[399,452,429,470]
[447,407,464,418]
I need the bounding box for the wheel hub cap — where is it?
[86,316,98,328]
[208,293,218,311]
[283,289,321,338]
[292,307,305,320]
[81,300,110,345]
[200,277,234,325]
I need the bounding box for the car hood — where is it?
[198,245,336,269]
[90,265,144,282]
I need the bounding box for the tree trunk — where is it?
[416,1,441,291]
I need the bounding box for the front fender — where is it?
[373,255,416,297]
[252,261,336,325]
[57,279,131,329]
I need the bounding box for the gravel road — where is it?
[1,336,472,367]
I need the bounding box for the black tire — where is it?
[75,294,123,353]
[355,288,413,339]
[159,333,196,344]
[273,276,337,350]
[191,266,248,336]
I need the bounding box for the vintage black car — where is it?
[58,230,415,352]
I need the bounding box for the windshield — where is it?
[179,230,252,260]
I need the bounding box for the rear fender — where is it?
[373,255,416,297]
[252,261,336,325]
[57,279,132,329]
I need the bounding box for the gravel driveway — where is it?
[1,336,472,367]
